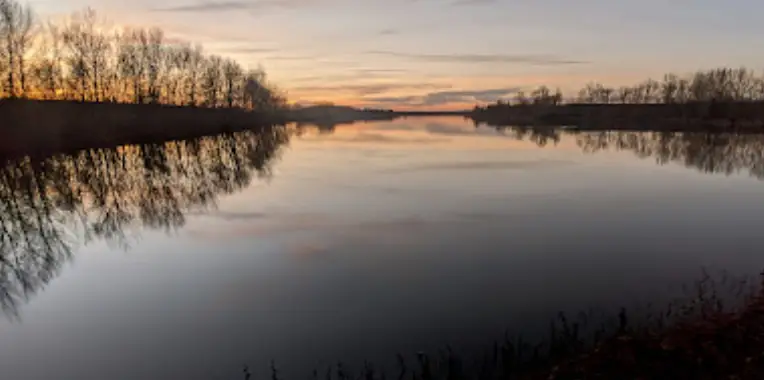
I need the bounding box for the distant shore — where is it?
[287,102,764,133]
[470,102,764,132]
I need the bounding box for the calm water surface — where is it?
[2,117,764,379]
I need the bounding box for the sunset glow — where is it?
[29,0,764,110]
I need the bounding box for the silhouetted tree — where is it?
[222,58,243,108]
[202,54,223,107]
[62,8,108,102]
[0,0,33,97]
[30,22,65,99]
[0,0,284,112]
[480,66,764,114]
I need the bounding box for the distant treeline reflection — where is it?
[299,122,764,180]
[0,126,290,317]
[482,124,764,179]
[576,131,764,179]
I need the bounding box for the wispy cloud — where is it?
[154,1,250,12]
[366,51,588,65]
[291,82,449,96]
[366,87,521,106]
[153,0,319,13]
[288,69,411,83]
[451,0,497,5]
[262,55,316,61]
[354,68,410,74]
[221,46,280,54]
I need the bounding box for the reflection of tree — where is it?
[294,121,356,135]
[491,124,562,147]
[0,126,290,317]
[576,131,764,178]
[484,124,764,179]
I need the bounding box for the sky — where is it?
[29,0,764,110]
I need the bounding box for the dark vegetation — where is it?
[0,126,290,318]
[0,98,286,159]
[0,1,284,107]
[473,68,764,130]
[252,270,764,380]
[288,104,397,125]
[0,0,287,156]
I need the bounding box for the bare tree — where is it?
[144,27,163,104]
[242,68,284,110]
[661,74,679,104]
[222,58,242,108]
[61,9,114,102]
[616,86,631,104]
[201,54,223,107]
[62,9,92,101]
[0,0,34,97]
[0,2,285,109]
[160,44,182,105]
[181,43,204,106]
[117,28,144,103]
[31,22,64,99]
[513,91,529,106]
[529,86,562,106]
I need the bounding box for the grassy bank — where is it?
[0,98,285,159]
[254,271,764,380]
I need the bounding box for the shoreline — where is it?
[254,271,764,380]
[470,102,764,133]
[6,99,764,162]
[0,98,286,160]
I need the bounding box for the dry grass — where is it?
[258,270,764,380]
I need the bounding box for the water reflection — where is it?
[473,120,764,179]
[575,131,764,179]
[494,125,563,147]
[0,126,290,317]
[303,120,764,179]
[5,119,764,379]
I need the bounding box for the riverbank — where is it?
[471,102,764,132]
[0,98,285,159]
[287,105,398,125]
[261,271,764,380]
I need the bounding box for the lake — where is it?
[2,117,764,379]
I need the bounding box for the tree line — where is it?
[481,67,764,108]
[0,0,285,110]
